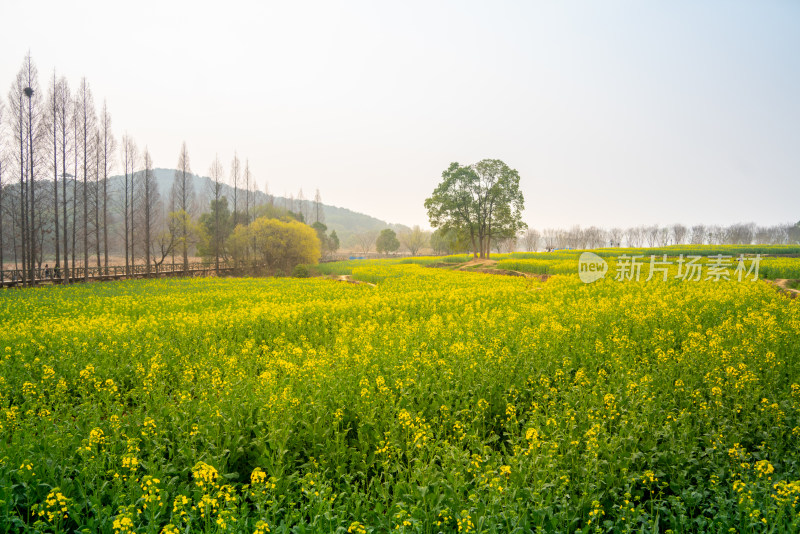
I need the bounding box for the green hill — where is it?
[141,168,409,245]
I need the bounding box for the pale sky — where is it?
[2,1,798,230]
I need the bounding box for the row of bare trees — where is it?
[0,53,166,284]
[352,226,429,256]
[274,188,326,226]
[0,53,282,285]
[515,222,800,252]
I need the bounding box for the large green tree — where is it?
[430,228,470,255]
[376,228,400,254]
[425,159,525,258]
[311,221,340,258]
[198,197,232,262]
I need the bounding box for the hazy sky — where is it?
[2,1,798,229]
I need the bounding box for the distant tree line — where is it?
[350,226,428,257]
[0,53,333,283]
[449,222,800,255]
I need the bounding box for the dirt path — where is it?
[456,258,498,270]
[336,274,376,287]
[767,279,800,299]
[451,258,550,280]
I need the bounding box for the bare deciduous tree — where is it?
[209,154,224,274]
[542,228,558,251]
[8,54,44,283]
[608,227,623,247]
[521,228,540,252]
[625,227,643,248]
[45,72,61,276]
[263,181,273,206]
[22,54,42,281]
[0,97,5,272]
[99,100,115,271]
[172,142,195,271]
[9,71,28,280]
[244,159,252,225]
[313,188,324,225]
[71,95,80,276]
[76,77,96,281]
[121,134,138,274]
[400,226,428,256]
[54,76,71,282]
[584,226,605,249]
[670,223,687,245]
[644,225,660,247]
[297,188,308,223]
[142,148,158,275]
[726,223,755,245]
[94,128,102,269]
[230,152,240,227]
[354,230,378,256]
[690,224,705,245]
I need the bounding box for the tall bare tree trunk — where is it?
[130,165,136,273]
[95,130,101,270]
[80,80,90,282]
[100,102,115,273]
[72,97,78,278]
[130,176,135,272]
[57,77,71,283]
[144,149,152,276]
[0,158,4,276]
[231,152,240,227]
[26,88,36,283]
[245,160,251,225]
[50,72,60,275]
[173,142,194,273]
[122,135,136,275]
[17,89,28,284]
[209,155,224,275]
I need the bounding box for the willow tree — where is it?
[229,217,320,273]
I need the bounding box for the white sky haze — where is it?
[2,1,798,229]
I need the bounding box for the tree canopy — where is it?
[424,159,525,258]
[228,217,320,274]
[376,228,400,254]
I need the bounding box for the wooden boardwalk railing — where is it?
[0,261,243,288]
[1,254,424,288]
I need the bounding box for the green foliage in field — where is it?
[495,246,800,280]
[1,265,799,532]
[506,245,800,259]
[228,218,321,274]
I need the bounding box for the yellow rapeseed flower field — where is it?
[0,256,799,532]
